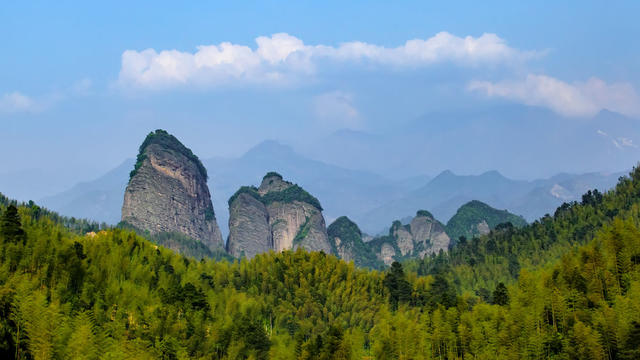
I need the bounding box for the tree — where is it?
[320,325,351,360]
[383,262,412,310]
[621,321,640,360]
[1,205,25,243]
[492,282,509,306]
[429,275,457,308]
[66,312,101,360]
[230,313,271,359]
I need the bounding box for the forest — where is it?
[1,167,640,359]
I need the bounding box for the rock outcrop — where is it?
[121,130,224,253]
[226,172,332,258]
[369,210,450,266]
[327,216,383,269]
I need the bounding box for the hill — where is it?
[409,166,640,296]
[327,216,383,269]
[361,169,623,233]
[445,200,527,244]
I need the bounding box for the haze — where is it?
[2,1,639,204]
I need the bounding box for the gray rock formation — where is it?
[408,212,451,257]
[121,129,223,252]
[370,210,450,265]
[378,243,397,266]
[326,216,383,269]
[476,220,490,235]
[227,192,272,258]
[226,172,332,258]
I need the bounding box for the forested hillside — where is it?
[409,167,640,296]
[0,168,640,359]
[444,200,527,245]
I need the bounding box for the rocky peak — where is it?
[258,172,292,195]
[227,172,331,259]
[370,210,450,265]
[121,129,223,254]
[327,216,382,269]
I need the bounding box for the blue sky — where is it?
[1,1,639,196]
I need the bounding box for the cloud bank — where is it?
[468,75,640,117]
[0,92,36,113]
[119,32,537,89]
[0,79,92,115]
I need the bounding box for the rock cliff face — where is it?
[408,210,451,257]
[121,130,224,253]
[227,192,272,258]
[370,210,450,265]
[226,172,332,258]
[327,216,383,269]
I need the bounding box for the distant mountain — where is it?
[445,200,527,244]
[38,138,625,238]
[39,140,413,238]
[204,140,411,236]
[0,168,78,202]
[510,171,627,220]
[359,169,624,234]
[39,159,134,224]
[304,106,640,180]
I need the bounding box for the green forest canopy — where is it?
[444,200,528,244]
[0,167,640,358]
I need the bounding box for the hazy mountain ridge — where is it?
[303,106,640,179]
[39,159,134,224]
[445,200,528,244]
[204,140,411,236]
[35,140,625,237]
[361,169,625,234]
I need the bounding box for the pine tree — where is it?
[621,321,640,360]
[492,282,509,306]
[0,205,25,243]
[384,262,412,310]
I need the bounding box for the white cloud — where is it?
[0,92,36,113]
[313,91,363,131]
[619,137,637,148]
[256,33,306,64]
[0,78,93,115]
[596,129,637,150]
[468,74,640,117]
[118,32,537,89]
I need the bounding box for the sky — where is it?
[1,1,640,199]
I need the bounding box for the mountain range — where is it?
[37,139,624,237]
[358,169,624,234]
[301,107,640,180]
